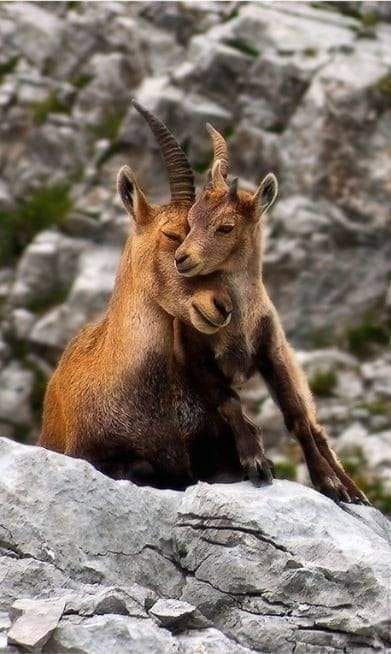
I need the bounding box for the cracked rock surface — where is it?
[0,438,390,653]
[0,0,390,511]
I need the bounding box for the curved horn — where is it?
[131,99,195,205]
[206,123,229,179]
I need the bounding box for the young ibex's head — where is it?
[174,125,278,277]
[116,101,232,334]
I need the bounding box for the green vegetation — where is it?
[303,48,317,58]
[71,73,93,90]
[274,460,297,481]
[90,108,126,141]
[0,56,18,82]
[375,73,391,96]
[66,1,82,11]
[223,38,260,58]
[223,125,235,140]
[193,160,210,174]
[32,92,70,125]
[361,11,378,28]
[357,400,391,418]
[342,455,391,514]
[0,184,72,266]
[345,314,390,357]
[26,284,72,315]
[309,327,335,349]
[309,368,337,397]
[309,311,390,358]
[222,7,239,22]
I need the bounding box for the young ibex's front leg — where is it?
[173,317,273,486]
[256,307,369,504]
[218,393,274,485]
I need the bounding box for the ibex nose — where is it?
[175,252,190,266]
[213,297,232,320]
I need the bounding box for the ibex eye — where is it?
[217,224,234,234]
[162,231,181,242]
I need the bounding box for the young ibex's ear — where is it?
[252,173,278,218]
[211,159,228,190]
[117,165,151,224]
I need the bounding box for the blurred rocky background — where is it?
[0,1,390,511]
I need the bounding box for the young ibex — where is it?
[174,126,369,505]
[39,103,270,487]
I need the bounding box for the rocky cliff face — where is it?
[0,2,390,508]
[0,438,390,653]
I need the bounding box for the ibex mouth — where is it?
[191,303,232,329]
[176,261,203,277]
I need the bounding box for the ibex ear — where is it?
[211,159,228,190]
[117,165,151,224]
[252,173,278,218]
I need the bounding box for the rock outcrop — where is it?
[0,438,390,653]
[0,2,390,504]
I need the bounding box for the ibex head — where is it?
[116,101,232,334]
[174,124,278,277]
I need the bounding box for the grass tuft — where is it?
[375,73,391,96]
[32,92,70,125]
[274,461,297,481]
[0,56,18,82]
[223,38,260,58]
[309,369,337,397]
[0,184,72,266]
[71,73,94,89]
[346,315,390,357]
[90,108,126,141]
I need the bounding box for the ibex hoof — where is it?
[244,455,274,487]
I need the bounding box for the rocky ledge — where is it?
[0,437,390,653]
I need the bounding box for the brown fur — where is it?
[174,149,369,505]
[39,163,257,487]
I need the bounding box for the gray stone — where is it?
[44,615,178,654]
[0,438,390,653]
[10,309,36,341]
[29,245,119,350]
[8,598,65,652]
[74,52,144,128]
[10,231,87,311]
[149,598,199,630]
[0,363,34,426]
[264,197,391,341]
[0,3,63,70]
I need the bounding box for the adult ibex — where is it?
[174,126,369,505]
[39,102,271,487]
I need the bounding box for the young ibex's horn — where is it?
[206,123,229,179]
[131,99,195,205]
[228,177,238,200]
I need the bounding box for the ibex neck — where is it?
[104,241,173,363]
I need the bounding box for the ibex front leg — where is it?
[173,318,272,486]
[219,393,274,485]
[256,311,369,504]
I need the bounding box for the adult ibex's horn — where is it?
[131,99,195,205]
[206,123,229,179]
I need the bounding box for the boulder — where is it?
[0,363,34,427]
[9,231,87,310]
[0,438,390,653]
[7,598,65,652]
[29,245,119,351]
